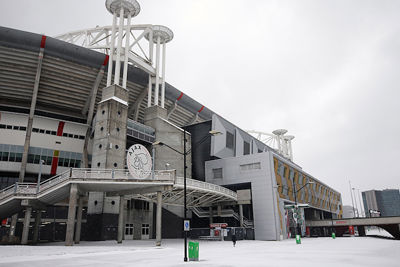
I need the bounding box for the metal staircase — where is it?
[191,206,254,228]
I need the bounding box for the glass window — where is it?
[15,153,22,162]
[226,131,234,149]
[1,151,9,161]
[58,158,64,166]
[32,128,39,133]
[68,134,73,138]
[0,124,5,129]
[34,154,40,164]
[240,162,261,171]
[13,126,19,130]
[63,133,68,137]
[9,152,16,162]
[20,126,26,131]
[46,156,52,165]
[45,130,51,134]
[28,154,34,163]
[63,158,69,167]
[69,159,76,167]
[243,141,250,155]
[213,168,223,179]
[51,131,56,135]
[6,125,12,129]
[39,129,45,133]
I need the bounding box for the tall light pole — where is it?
[328,191,335,238]
[349,180,356,218]
[352,187,359,217]
[153,129,222,262]
[292,181,314,244]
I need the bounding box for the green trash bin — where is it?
[189,241,199,261]
[332,232,336,239]
[296,234,301,244]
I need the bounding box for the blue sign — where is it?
[184,220,190,231]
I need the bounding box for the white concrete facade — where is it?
[205,151,281,241]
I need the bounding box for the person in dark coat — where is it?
[232,233,237,247]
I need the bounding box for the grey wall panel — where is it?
[205,152,279,241]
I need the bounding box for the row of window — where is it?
[212,162,262,179]
[0,123,85,140]
[226,131,263,155]
[125,223,151,236]
[0,144,83,168]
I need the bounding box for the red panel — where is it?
[50,157,59,175]
[57,121,65,136]
[102,55,109,66]
[177,92,184,101]
[40,35,47,48]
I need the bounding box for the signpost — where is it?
[184,220,190,231]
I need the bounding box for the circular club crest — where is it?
[127,144,152,179]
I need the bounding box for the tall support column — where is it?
[209,206,213,224]
[21,207,32,245]
[107,12,117,86]
[156,191,162,246]
[122,14,132,89]
[239,204,244,227]
[65,184,78,246]
[154,36,161,106]
[82,61,107,168]
[114,7,125,86]
[147,30,153,108]
[117,196,124,243]
[161,43,166,108]
[9,214,18,239]
[19,36,46,183]
[74,197,83,244]
[32,210,42,244]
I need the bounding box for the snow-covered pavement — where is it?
[0,236,399,267]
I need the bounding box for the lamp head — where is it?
[152,141,164,146]
[209,130,223,136]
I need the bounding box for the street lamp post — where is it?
[153,129,222,262]
[36,159,44,193]
[328,191,335,238]
[292,181,313,244]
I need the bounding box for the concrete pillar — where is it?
[21,206,32,245]
[65,184,78,246]
[9,214,18,238]
[239,204,244,227]
[32,210,42,244]
[117,196,124,243]
[156,191,162,246]
[74,197,83,244]
[209,207,213,224]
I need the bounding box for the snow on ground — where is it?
[0,237,399,267]
[366,227,394,238]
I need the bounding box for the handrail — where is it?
[0,168,176,202]
[175,177,237,199]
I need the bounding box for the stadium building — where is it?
[0,0,342,245]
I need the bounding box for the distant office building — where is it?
[342,205,357,218]
[362,189,400,217]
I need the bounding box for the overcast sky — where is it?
[1,0,399,209]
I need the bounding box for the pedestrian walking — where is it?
[232,233,237,247]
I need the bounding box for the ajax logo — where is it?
[127,144,152,179]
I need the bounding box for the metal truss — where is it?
[132,177,237,208]
[55,25,156,75]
